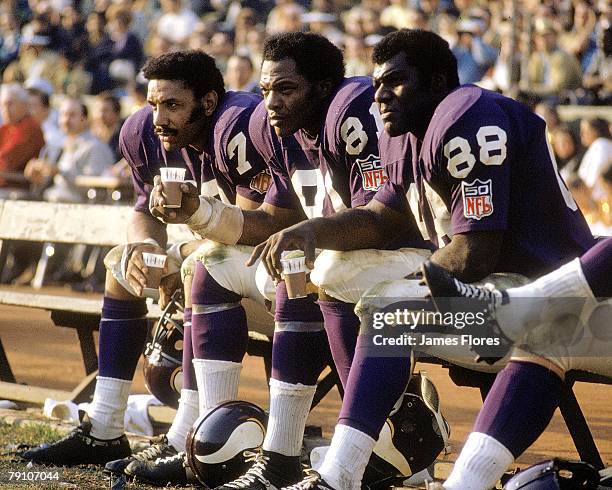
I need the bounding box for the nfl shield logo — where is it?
[250,170,272,194]
[356,154,388,191]
[462,179,494,220]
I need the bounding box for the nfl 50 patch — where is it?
[356,154,388,191]
[462,178,493,220]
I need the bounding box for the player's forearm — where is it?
[239,207,302,245]
[430,231,502,282]
[308,207,391,250]
[127,209,168,247]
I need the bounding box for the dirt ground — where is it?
[1,293,611,476]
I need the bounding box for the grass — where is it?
[0,421,194,489]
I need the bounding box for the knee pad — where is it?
[255,260,276,307]
[104,244,124,273]
[312,248,431,304]
[191,242,264,304]
[181,248,199,281]
[355,278,429,319]
[356,278,510,374]
[515,299,612,376]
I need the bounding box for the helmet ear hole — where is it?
[143,295,185,408]
[186,401,268,488]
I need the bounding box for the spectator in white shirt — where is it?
[578,117,612,190]
[25,98,114,203]
[26,82,64,163]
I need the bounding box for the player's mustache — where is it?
[154,126,179,136]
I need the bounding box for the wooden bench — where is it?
[0,199,338,414]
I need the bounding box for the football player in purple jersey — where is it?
[151,32,438,490]
[252,30,596,490]
[421,237,612,490]
[22,51,271,479]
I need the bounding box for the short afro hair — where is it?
[263,32,345,88]
[142,50,225,101]
[373,29,459,90]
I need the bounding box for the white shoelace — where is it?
[453,279,503,310]
[155,452,185,466]
[134,439,172,462]
[283,471,328,490]
[223,452,271,489]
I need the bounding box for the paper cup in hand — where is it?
[142,252,167,289]
[160,167,187,208]
[281,250,307,299]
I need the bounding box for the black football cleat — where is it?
[105,433,177,475]
[21,414,130,466]
[421,260,512,364]
[214,450,303,489]
[281,471,336,490]
[125,451,197,486]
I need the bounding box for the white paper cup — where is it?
[281,251,307,299]
[160,167,187,182]
[160,167,187,208]
[142,252,167,289]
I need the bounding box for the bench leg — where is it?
[0,239,8,281]
[446,365,497,401]
[558,382,604,469]
[0,338,16,383]
[76,327,98,375]
[69,370,98,404]
[311,366,342,409]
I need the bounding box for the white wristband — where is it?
[185,196,214,231]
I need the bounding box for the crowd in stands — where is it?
[0,0,610,285]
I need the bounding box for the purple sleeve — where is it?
[441,107,511,235]
[328,83,383,208]
[248,101,300,210]
[373,131,412,213]
[216,106,269,204]
[262,143,301,210]
[118,111,153,215]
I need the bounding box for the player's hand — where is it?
[149,175,200,224]
[247,222,316,282]
[159,272,182,311]
[126,243,166,296]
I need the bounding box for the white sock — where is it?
[495,259,595,341]
[192,359,241,414]
[262,379,316,457]
[318,424,376,490]
[444,432,514,490]
[166,389,199,452]
[87,376,131,440]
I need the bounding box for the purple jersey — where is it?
[376,85,595,276]
[200,91,271,205]
[252,78,388,218]
[120,92,269,215]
